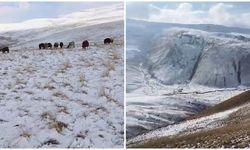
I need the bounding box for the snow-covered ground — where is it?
[126,19,250,140]
[128,103,243,145]
[126,82,247,139]
[0,4,124,148]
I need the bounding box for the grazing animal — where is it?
[48,43,52,49]
[104,38,113,44]
[54,42,59,49]
[0,47,9,53]
[39,43,45,49]
[82,40,89,49]
[67,41,75,48]
[60,42,63,48]
[44,43,49,49]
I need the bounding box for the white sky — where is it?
[127,2,250,29]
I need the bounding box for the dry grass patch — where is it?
[76,130,89,140]
[42,138,60,146]
[190,90,250,120]
[99,87,121,107]
[102,61,114,77]
[20,131,31,139]
[40,112,68,133]
[128,122,250,148]
[41,112,54,122]
[52,121,68,133]
[89,106,108,114]
[15,78,27,85]
[43,83,56,90]
[24,90,34,95]
[56,105,69,114]
[53,91,69,100]
[57,61,72,74]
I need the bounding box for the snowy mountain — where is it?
[0,4,123,49]
[126,19,250,140]
[127,19,250,89]
[0,4,124,148]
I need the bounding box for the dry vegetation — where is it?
[190,90,250,119]
[129,122,250,148]
[41,112,68,133]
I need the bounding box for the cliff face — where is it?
[147,29,250,88]
[127,19,250,89]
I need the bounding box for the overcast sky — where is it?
[127,2,250,29]
[0,2,119,23]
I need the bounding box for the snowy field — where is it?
[0,4,124,148]
[0,45,124,148]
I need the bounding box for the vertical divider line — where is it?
[123,0,127,148]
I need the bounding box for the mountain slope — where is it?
[126,19,250,141]
[127,19,250,89]
[127,90,250,148]
[0,4,123,50]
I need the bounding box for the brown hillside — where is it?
[190,90,250,119]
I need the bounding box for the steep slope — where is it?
[127,90,250,148]
[127,19,250,89]
[147,29,250,88]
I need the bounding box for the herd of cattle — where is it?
[39,38,114,50]
[0,38,114,54]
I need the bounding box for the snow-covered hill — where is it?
[126,19,250,140]
[0,4,123,33]
[0,4,123,50]
[0,4,124,148]
[127,19,250,89]
[127,90,250,148]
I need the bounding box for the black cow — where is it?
[82,40,89,49]
[0,47,9,53]
[39,43,45,49]
[54,42,59,49]
[60,42,63,48]
[48,43,52,49]
[104,38,113,44]
[44,43,48,49]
